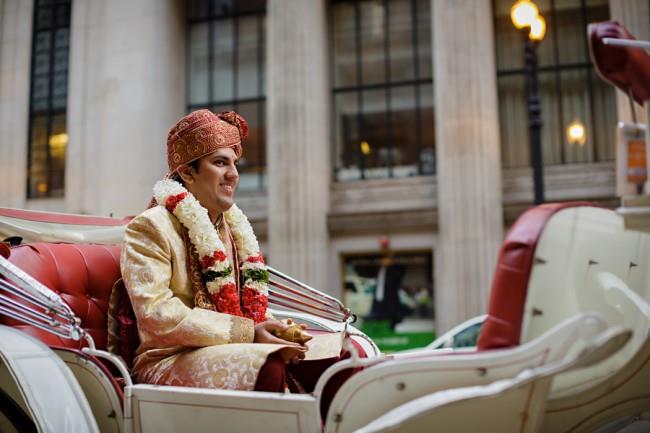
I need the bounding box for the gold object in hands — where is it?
[272,319,313,344]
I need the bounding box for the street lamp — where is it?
[511,0,546,204]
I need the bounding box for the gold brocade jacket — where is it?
[120,206,283,390]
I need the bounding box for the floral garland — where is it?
[153,179,269,323]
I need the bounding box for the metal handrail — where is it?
[268,296,346,323]
[267,265,354,323]
[0,255,88,344]
[602,37,650,51]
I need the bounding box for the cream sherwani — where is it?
[120,205,283,390]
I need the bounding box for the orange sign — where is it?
[627,139,647,185]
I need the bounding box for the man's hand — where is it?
[254,320,307,364]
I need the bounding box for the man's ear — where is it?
[177,164,195,184]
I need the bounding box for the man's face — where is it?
[183,147,239,217]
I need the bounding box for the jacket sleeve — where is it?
[120,212,254,348]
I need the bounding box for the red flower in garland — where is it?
[246,254,265,264]
[165,192,188,212]
[200,250,227,269]
[241,287,268,323]
[211,283,243,317]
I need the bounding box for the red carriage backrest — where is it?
[1,243,122,350]
[476,202,600,351]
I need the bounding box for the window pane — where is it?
[360,1,386,85]
[237,0,265,14]
[498,74,528,168]
[586,0,609,21]
[539,71,562,165]
[29,117,49,198]
[52,72,67,109]
[54,47,68,72]
[54,4,70,27]
[237,16,260,99]
[554,2,587,64]
[37,7,53,30]
[211,19,234,101]
[259,16,266,96]
[559,69,593,164]
[35,32,52,52]
[388,0,414,82]
[236,101,265,191]
[189,23,210,105]
[212,103,234,113]
[534,0,556,67]
[390,85,418,177]
[32,77,50,109]
[361,88,389,179]
[493,0,524,71]
[332,2,357,88]
[335,92,360,181]
[211,0,234,17]
[34,52,51,75]
[592,71,616,161]
[188,0,210,20]
[419,83,435,175]
[54,28,69,49]
[49,114,67,195]
[416,0,432,80]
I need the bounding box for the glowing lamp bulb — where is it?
[567,120,586,146]
[529,15,546,41]
[360,141,371,155]
[511,0,539,29]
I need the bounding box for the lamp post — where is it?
[511,0,547,205]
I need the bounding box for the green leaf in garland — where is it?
[243,268,269,283]
[203,266,232,283]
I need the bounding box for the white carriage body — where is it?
[0,201,648,433]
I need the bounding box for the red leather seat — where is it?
[1,243,121,351]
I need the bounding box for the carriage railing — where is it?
[267,266,355,324]
[1,253,356,343]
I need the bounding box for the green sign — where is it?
[361,319,435,352]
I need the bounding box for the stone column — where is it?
[433,0,504,332]
[266,0,330,290]
[65,0,185,216]
[609,0,649,126]
[0,0,33,208]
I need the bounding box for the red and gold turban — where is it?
[166,109,249,175]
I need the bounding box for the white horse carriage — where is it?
[1,22,649,433]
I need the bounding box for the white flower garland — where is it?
[153,179,269,305]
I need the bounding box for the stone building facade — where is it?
[0,0,647,336]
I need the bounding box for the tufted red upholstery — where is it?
[476,202,600,351]
[1,243,121,351]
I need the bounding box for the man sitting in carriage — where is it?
[121,109,314,393]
